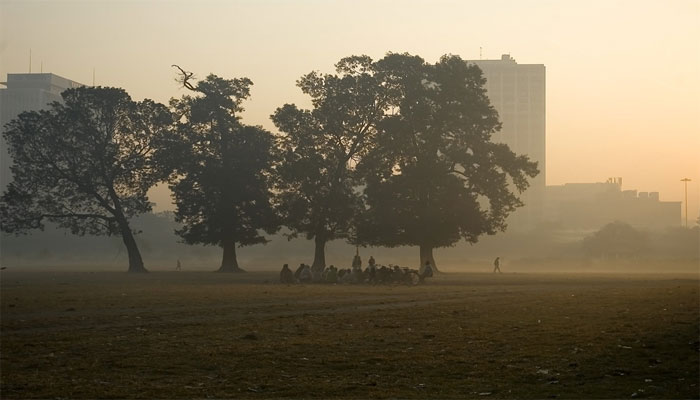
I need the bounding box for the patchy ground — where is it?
[1,270,698,399]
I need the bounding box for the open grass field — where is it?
[1,270,698,399]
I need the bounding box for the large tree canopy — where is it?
[271,55,391,270]
[166,69,279,272]
[356,54,539,271]
[0,87,172,272]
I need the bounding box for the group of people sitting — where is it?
[279,255,434,285]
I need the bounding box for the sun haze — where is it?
[1,0,698,221]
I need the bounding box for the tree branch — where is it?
[172,65,197,91]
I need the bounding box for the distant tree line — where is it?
[1,53,539,273]
[582,221,699,261]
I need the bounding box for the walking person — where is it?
[493,257,501,273]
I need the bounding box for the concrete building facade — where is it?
[545,178,680,230]
[0,73,83,189]
[468,54,546,229]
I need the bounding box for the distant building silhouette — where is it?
[468,55,546,230]
[545,178,681,230]
[0,73,84,190]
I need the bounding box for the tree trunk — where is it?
[119,221,147,273]
[218,238,244,272]
[109,189,147,273]
[311,235,327,271]
[419,244,438,273]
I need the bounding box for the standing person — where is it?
[176,259,182,271]
[351,248,362,272]
[493,257,501,273]
[420,260,434,283]
[366,257,376,283]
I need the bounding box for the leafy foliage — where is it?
[356,54,539,263]
[165,73,278,270]
[0,87,171,272]
[271,56,391,267]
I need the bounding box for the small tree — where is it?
[271,56,391,270]
[583,221,649,259]
[356,54,539,271]
[166,68,279,272]
[0,87,172,272]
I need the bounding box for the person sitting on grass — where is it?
[366,264,377,284]
[340,269,354,284]
[280,264,295,284]
[299,264,313,284]
[294,263,305,281]
[311,264,325,283]
[325,265,338,284]
[391,265,404,283]
[377,266,391,284]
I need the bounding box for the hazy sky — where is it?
[1,0,698,223]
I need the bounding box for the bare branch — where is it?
[171,65,196,91]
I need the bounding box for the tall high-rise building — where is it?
[467,54,546,229]
[0,73,84,190]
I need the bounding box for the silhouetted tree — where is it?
[0,87,172,272]
[271,56,391,270]
[166,68,278,272]
[356,54,539,271]
[582,221,649,259]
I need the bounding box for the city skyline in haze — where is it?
[1,0,698,223]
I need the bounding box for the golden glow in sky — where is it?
[1,0,698,222]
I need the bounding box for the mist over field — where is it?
[2,211,697,274]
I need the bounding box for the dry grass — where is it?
[1,270,698,399]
